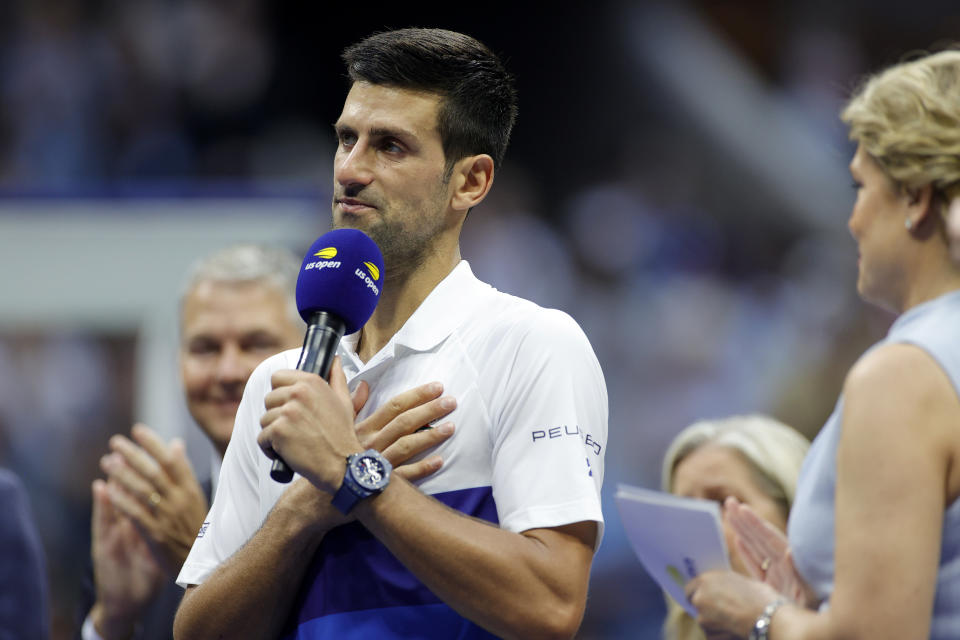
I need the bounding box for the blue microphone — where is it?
[270,228,384,483]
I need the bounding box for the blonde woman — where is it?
[661,415,810,640]
[687,48,960,639]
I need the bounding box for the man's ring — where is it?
[760,557,771,572]
[149,492,162,508]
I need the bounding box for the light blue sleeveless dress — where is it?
[788,289,960,639]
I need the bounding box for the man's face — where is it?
[179,279,302,456]
[332,82,455,279]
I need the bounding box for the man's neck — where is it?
[356,247,461,362]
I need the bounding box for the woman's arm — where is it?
[690,343,958,639]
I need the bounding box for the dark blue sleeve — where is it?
[0,468,50,640]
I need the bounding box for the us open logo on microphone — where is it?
[356,260,380,295]
[304,247,342,272]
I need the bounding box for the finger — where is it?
[328,357,351,403]
[107,481,159,537]
[728,503,770,562]
[91,479,117,545]
[730,502,787,557]
[260,406,280,430]
[733,527,775,580]
[256,427,280,460]
[784,549,811,606]
[351,380,370,416]
[722,495,740,516]
[355,382,444,439]
[264,385,294,411]
[270,368,302,391]
[102,452,158,505]
[393,455,444,482]
[130,423,179,472]
[109,435,168,494]
[742,517,787,560]
[734,535,766,581]
[327,357,357,418]
[166,438,200,485]
[261,403,298,434]
[357,385,449,443]
[381,422,455,467]
[364,394,456,452]
[725,498,758,536]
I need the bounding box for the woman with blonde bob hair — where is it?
[661,415,810,640]
[686,47,960,640]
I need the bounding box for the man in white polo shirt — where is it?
[175,27,608,640]
[81,244,454,640]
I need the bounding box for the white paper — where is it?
[614,483,730,616]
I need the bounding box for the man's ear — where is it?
[450,154,494,212]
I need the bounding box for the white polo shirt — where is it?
[177,260,607,637]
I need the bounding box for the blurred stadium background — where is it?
[0,1,957,637]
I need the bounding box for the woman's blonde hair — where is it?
[842,48,960,214]
[660,415,810,640]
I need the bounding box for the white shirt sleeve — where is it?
[487,308,608,544]
[80,614,104,640]
[176,352,286,588]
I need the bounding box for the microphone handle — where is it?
[270,311,348,483]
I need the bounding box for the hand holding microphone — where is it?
[266,228,384,483]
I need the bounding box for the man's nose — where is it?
[335,144,375,189]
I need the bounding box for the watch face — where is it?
[352,454,387,490]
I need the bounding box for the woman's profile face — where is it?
[848,144,913,311]
[672,445,788,574]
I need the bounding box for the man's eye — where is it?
[243,336,281,352]
[189,340,219,355]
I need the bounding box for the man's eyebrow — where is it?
[369,126,416,139]
[332,123,416,139]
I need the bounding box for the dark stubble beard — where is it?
[334,178,450,285]
[360,217,439,285]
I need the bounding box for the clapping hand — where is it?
[89,478,166,640]
[99,424,209,574]
[724,497,816,607]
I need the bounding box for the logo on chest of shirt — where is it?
[530,425,603,456]
[197,521,211,538]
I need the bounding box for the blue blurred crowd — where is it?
[1,1,956,637]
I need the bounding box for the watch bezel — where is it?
[347,449,392,492]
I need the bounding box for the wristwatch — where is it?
[749,598,786,640]
[331,449,392,514]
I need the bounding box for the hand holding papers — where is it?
[614,483,730,616]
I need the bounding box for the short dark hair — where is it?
[342,28,518,171]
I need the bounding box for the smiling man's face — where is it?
[179,279,302,455]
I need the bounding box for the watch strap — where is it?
[332,449,390,515]
[331,477,362,514]
[749,598,786,640]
